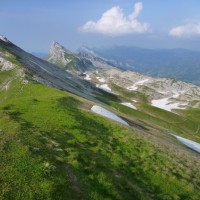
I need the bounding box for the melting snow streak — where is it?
[91,105,129,126]
[171,134,200,153]
[120,102,137,110]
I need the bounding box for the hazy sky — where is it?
[1,0,200,52]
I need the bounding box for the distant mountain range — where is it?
[82,46,200,86]
[46,42,200,111]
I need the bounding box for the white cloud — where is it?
[169,22,200,38]
[80,2,150,36]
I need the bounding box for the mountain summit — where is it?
[48,41,94,72]
[48,41,73,66]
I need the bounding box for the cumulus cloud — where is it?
[80,2,150,36]
[169,22,200,38]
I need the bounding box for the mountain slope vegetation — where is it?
[0,37,200,200]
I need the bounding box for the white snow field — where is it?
[91,105,129,126]
[172,91,186,98]
[151,97,187,112]
[120,102,137,110]
[171,134,200,153]
[97,84,113,93]
[132,99,138,102]
[84,73,91,80]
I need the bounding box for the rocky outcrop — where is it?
[0,41,16,71]
[0,56,15,71]
[86,67,200,109]
[47,42,95,72]
[48,42,72,66]
[0,36,100,102]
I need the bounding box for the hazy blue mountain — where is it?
[90,46,200,86]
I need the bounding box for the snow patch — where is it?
[132,99,138,103]
[120,102,137,110]
[151,98,187,112]
[172,92,180,98]
[171,134,200,153]
[136,79,150,85]
[97,84,113,93]
[84,73,91,80]
[91,105,129,126]
[172,91,185,98]
[159,91,169,95]
[96,76,105,83]
[127,79,149,91]
[127,85,138,91]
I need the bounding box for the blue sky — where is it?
[1,0,200,52]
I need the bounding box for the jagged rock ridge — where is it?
[0,36,101,102]
[47,42,94,72]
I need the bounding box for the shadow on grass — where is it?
[1,96,193,199]
[57,96,158,199]
[93,88,121,105]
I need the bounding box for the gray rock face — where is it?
[48,42,72,66]
[0,38,100,102]
[48,42,95,73]
[48,42,114,75]
[0,56,15,71]
[86,67,200,109]
[0,37,16,71]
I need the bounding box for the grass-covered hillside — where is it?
[107,83,200,143]
[0,42,200,200]
[0,71,200,199]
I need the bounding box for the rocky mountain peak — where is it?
[50,41,72,55]
[48,41,72,66]
[48,42,96,72]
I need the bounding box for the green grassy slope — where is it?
[0,70,200,200]
[0,45,200,199]
[109,83,200,143]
